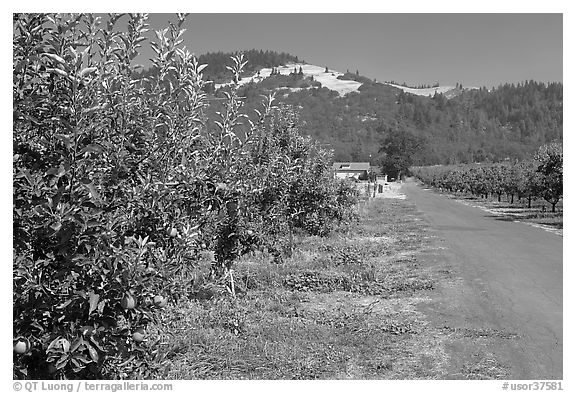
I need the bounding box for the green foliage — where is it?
[13,13,357,380]
[514,160,540,204]
[534,142,563,212]
[378,128,424,179]
[13,13,182,379]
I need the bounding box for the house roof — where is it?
[332,162,371,171]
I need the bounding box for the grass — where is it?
[142,197,517,379]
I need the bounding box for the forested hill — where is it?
[230,71,562,164]
[140,50,563,165]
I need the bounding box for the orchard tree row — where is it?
[13,13,358,379]
[411,142,563,212]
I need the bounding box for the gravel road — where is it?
[402,179,562,379]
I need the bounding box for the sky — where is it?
[138,13,563,88]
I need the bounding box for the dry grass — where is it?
[144,197,513,379]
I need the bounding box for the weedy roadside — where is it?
[146,198,455,379]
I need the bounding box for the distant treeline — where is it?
[385,81,441,89]
[135,49,301,92]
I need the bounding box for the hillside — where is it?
[216,63,363,97]
[165,49,563,166]
[212,61,473,99]
[383,83,477,99]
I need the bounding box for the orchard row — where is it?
[411,142,562,212]
[13,14,358,379]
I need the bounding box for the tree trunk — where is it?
[510,194,514,204]
[551,202,556,213]
[528,196,532,208]
[288,221,293,257]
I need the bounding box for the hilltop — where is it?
[209,56,474,99]
[216,63,363,97]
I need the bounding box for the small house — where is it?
[332,162,371,180]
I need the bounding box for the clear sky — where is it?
[139,13,562,88]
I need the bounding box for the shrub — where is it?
[13,12,215,379]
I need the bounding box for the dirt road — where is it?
[401,179,562,379]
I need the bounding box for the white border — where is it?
[3,4,571,392]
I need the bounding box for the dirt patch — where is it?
[375,181,406,199]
